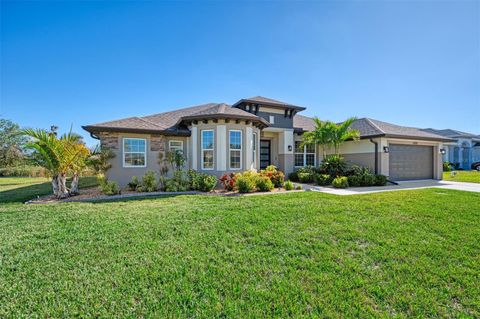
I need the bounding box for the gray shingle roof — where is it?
[293,116,452,142]
[83,102,268,135]
[422,128,480,140]
[232,96,306,110]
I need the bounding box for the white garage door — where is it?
[389,144,433,181]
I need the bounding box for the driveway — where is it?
[302,180,480,196]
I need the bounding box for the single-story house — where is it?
[83,96,451,186]
[422,128,480,170]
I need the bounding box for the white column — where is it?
[216,125,227,171]
[279,129,294,154]
[246,126,253,170]
[191,126,198,170]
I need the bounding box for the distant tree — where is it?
[0,119,28,167]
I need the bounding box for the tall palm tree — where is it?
[301,117,335,159]
[23,128,90,198]
[330,117,360,155]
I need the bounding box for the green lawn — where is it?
[443,170,480,183]
[0,179,479,317]
[0,176,98,203]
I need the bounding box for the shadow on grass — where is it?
[82,194,184,204]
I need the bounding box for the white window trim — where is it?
[229,129,242,170]
[201,130,215,170]
[252,132,257,166]
[169,140,184,153]
[294,142,316,167]
[269,115,275,124]
[123,137,147,168]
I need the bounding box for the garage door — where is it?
[389,144,433,180]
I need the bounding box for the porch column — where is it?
[191,125,198,170]
[216,125,227,171]
[245,126,253,170]
[278,129,294,175]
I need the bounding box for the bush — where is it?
[332,176,348,188]
[236,172,257,193]
[220,173,237,191]
[443,162,452,172]
[295,185,303,190]
[298,171,314,183]
[256,175,274,192]
[188,170,217,192]
[361,173,376,186]
[375,174,388,186]
[138,171,158,192]
[0,165,47,177]
[127,176,139,191]
[284,180,294,191]
[321,155,348,177]
[164,170,189,192]
[346,165,371,177]
[314,174,332,186]
[100,180,120,195]
[347,175,362,187]
[288,171,299,182]
[260,165,285,187]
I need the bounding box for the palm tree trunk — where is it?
[70,172,79,195]
[57,173,69,198]
[51,174,60,197]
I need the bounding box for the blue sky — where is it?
[1,1,479,146]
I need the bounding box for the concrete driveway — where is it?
[302,180,480,196]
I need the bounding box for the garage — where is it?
[389,144,434,180]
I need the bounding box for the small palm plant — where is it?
[301,117,335,159]
[22,128,90,198]
[330,117,360,156]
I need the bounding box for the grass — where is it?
[0,176,98,203]
[0,179,479,317]
[443,170,480,183]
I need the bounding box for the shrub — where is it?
[139,171,158,192]
[127,176,139,191]
[284,180,294,191]
[375,174,388,186]
[298,171,314,183]
[164,170,190,192]
[256,175,274,192]
[347,175,361,187]
[236,172,257,193]
[321,155,347,177]
[360,173,376,186]
[346,165,371,177]
[100,180,120,195]
[288,171,299,182]
[220,173,237,191]
[260,165,285,187]
[332,176,348,188]
[314,174,332,186]
[0,165,47,177]
[443,162,452,172]
[188,170,217,192]
[295,185,303,190]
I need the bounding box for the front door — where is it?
[260,140,271,169]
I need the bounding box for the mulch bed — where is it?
[25,186,305,204]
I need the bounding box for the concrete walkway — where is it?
[301,180,480,196]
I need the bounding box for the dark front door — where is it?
[260,140,271,169]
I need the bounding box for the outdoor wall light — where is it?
[383,146,390,153]
[288,145,293,151]
[440,148,446,155]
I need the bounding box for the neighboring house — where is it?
[83,96,451,186]
[422,128,480,169]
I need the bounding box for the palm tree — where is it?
[301,117,335,159]
[330,117,360,155]
[23,128,90,198]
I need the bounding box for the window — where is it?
[252,133,257,166]
[229,130,242,169]
[201,130,214,170]
[269,115,275,124]
[169,140,183,154]
[294,141,316,167]
[123,138,146,167]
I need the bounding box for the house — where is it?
[83,96,451,186]
[422,128,480,169]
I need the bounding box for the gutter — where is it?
[369,138,398,185]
